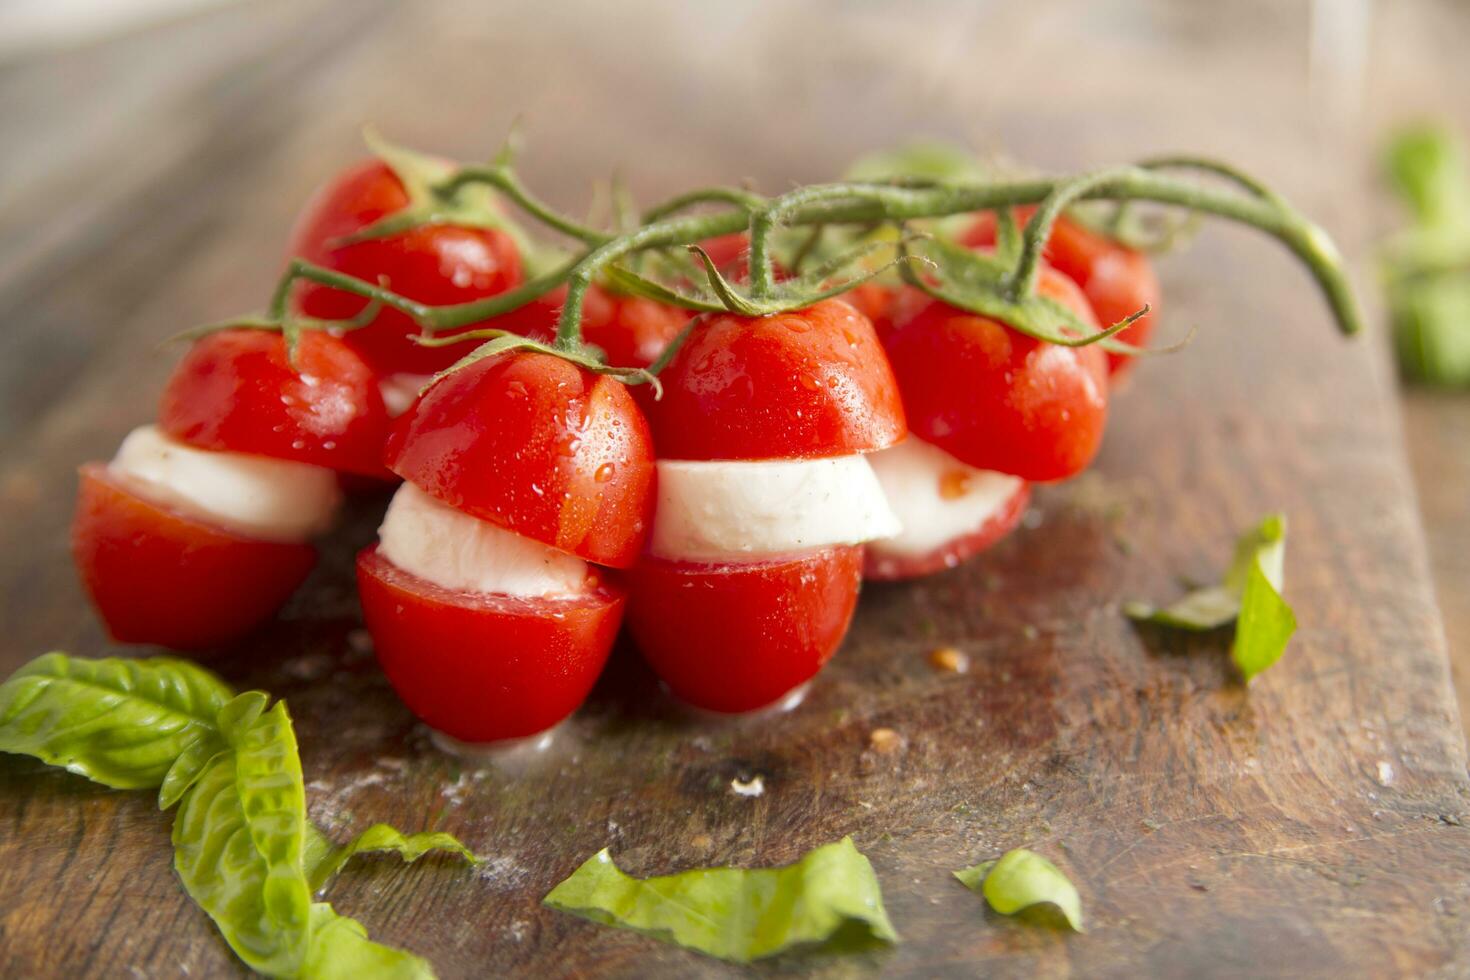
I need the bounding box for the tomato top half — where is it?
[963,206,1160,374]
[159,329,393,477]
[645,299,907,461]
[384,351,656,568]
[286,158,524,376]
[880,267,1109,482]
[493,283,690,370]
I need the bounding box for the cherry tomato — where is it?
[494,283,689,369]
[845,282,898,330]
[626,547,862,713]
[963,207,1160,374]
[356,546,622,742]
[880,266,1108,482]
[647,298,906,460]
[159,329,392,479]
[286,158,523,375]
[863,480,1031,581]
[385,350,655,568]
[72,464,315,651]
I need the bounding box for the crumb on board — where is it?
[869,728,905,755]
[928,646,970,673]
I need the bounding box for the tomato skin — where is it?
[158,329,392,478]
[384,351,655,568]
[493,284,689,369]
[626,547,863,713]
[845,282,898,330]
[646,299,906,461]
[286,159,523,375]
[963,207,1160,374]
[881,268,1108,482]
[356,546,622,742]
[863,481,1031,581]
[72,464,315,651]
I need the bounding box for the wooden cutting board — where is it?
[2,1,1468,976]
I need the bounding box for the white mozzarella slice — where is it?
[109,424,340,542]
[378,482,590,597]
[649,455,901,562]
[379,373,436,418]
[865,437,1024,559]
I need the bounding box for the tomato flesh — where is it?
[646,299,906,461]
[287,158,523,375]
[159,329,392,478]
[880,268,1108,482]
[863,482,1030,581]
[385,351,655,568]
[963,207,1160,374]
[356,546,622,742]
[626,547,863,713]
[72,464,315,651]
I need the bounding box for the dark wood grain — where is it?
[2,1,1469,977]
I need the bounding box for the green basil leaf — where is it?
[955,848,1084,932]
[302,903,435,980]
[543,837,898,964]
[159,735,227,810]
[306,823,479,894]
[0,653,234,790]
[173,698,312,976]
[1125,513,1296,670]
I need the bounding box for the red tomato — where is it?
[845,282,898,330]
[493,284,689,369]
[625,547,862,713]
[72,464,315,651]
[963,207,1160,374]
[645,299,906,460]
[385,351,655,568]
[863,480,1031,581]
[881,267,1108,482]
[286,159,523,375]
[357,546,622,742]
[159,329,392,479]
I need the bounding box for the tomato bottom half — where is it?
[625,546,863,714]
[71,464,316,651]
[356,546,624,743]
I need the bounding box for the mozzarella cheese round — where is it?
[110,424,340,542]
[865,437,1025,559]
[378,372,436,418]
[378,481,590,597]
[649,455,901,562]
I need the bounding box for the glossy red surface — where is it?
[863,481,1031,581]
[963,206,1161,374]
[644,299,907,461]
[287,158,523,375]
[71,464,315,651]
[494,283,690,369]
[384,351,655,568]
[881,267,1109,482]
[356,546,622,742]
[158,329,393,478]
[626,546,863,713]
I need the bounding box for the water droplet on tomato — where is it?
[506,380,528,399]
[594,462,615,483]
[786,318,810,333]
[798,373,820,391]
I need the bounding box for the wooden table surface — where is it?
[3,1,1470,977]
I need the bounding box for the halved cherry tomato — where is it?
[494,283,689,369]
[963,207,1160,374]
[626,547,862,714]
[286,159,523,375]
[647,298,906,460]
[356,546,623,742]
[880,267,1108,482]
[72,464,315,651]
[384,351,655,568]
[159,329,392,478]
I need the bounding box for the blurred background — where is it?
[0,0,1466,723]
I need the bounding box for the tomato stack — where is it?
[71,148,1165,746]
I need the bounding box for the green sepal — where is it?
[543,836,898,964]
[0,653,234,791]
[955,848,1084,932]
